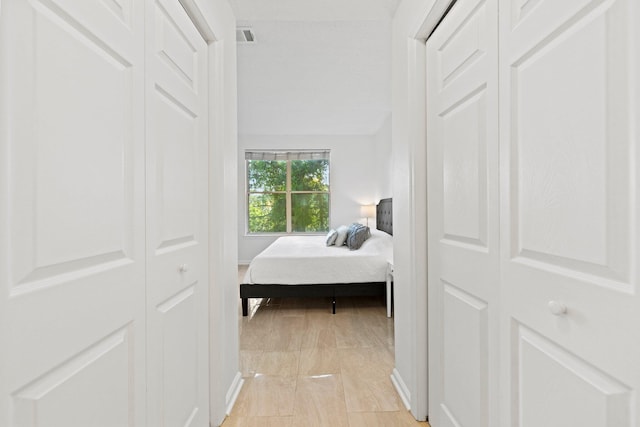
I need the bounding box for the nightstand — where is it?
[386,261,394,317]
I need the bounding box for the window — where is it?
[246,150,330,233]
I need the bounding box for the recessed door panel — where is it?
[510,0,543,26]
[438,1,487,89]
[151,85,198,251]
[515,324,631,427]
[441,88,488,248]
[155,1,197,90]
[1,1,146,424]
[442,282,488,427]
[12,327,133,427]
[145,0,209,425]
[427,0,499,426]
[9,0,137,293]
[499,0,640,425]
[158,285,200,427]
[510,0,631,286]
[100,0,133,27]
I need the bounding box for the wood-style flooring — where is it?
[221,265,430,427]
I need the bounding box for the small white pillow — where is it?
[325,229,338,246]
[334,225,349,246]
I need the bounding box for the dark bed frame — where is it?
[240,198,393,316]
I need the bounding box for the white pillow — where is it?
[334,225,349,246]
[325,229,338,246]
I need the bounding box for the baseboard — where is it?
[238,260,251,266]
[390,368,411,410]
[225,372,244,415]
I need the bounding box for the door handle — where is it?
[548,300,567,316]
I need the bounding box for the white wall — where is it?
[374,114,393,199]
[189,0,240,425]
[390,0,436,421]
[235,20,392,136]
[238,132,392,263]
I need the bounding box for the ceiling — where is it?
[231,0,399,136]
[229,0,400,22]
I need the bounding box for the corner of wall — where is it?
[195,0,239,426]
[391,0,436,422]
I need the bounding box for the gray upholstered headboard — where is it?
[376,198,393,236]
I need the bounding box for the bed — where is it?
[240,198,393,316]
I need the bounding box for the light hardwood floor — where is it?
[221,266,430,427]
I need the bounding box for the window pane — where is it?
[292,193,329,232]
[291,160,329,191]
[248,193,286,233]
[248,160,286,192]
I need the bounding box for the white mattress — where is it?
[243,229,393,285]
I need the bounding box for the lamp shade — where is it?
[360,204,376,219]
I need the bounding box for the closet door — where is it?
[499,0,640,425]
[0,0,146,426]
[426,0,499,426]
[145,0,210,425]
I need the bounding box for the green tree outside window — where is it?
[247,154,330,233]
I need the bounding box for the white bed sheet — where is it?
[243,229,393,285]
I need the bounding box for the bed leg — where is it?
[242,298,248,317]
[332,298,336,314]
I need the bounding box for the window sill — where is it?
[244,232,327,238]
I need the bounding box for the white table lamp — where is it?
[360,204,376,227]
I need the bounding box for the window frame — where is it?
[245,151,331,235]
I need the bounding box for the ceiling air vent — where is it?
[236,27,256,44]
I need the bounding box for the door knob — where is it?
[548,300,567,316]
[179,264,189,273]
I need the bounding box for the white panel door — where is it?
[499,0,640,426]
[426,1,499,426]
[0,0,146,426]
[145,0,209,425]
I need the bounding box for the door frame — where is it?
[403,0,458,420]
[174,1,240,425]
